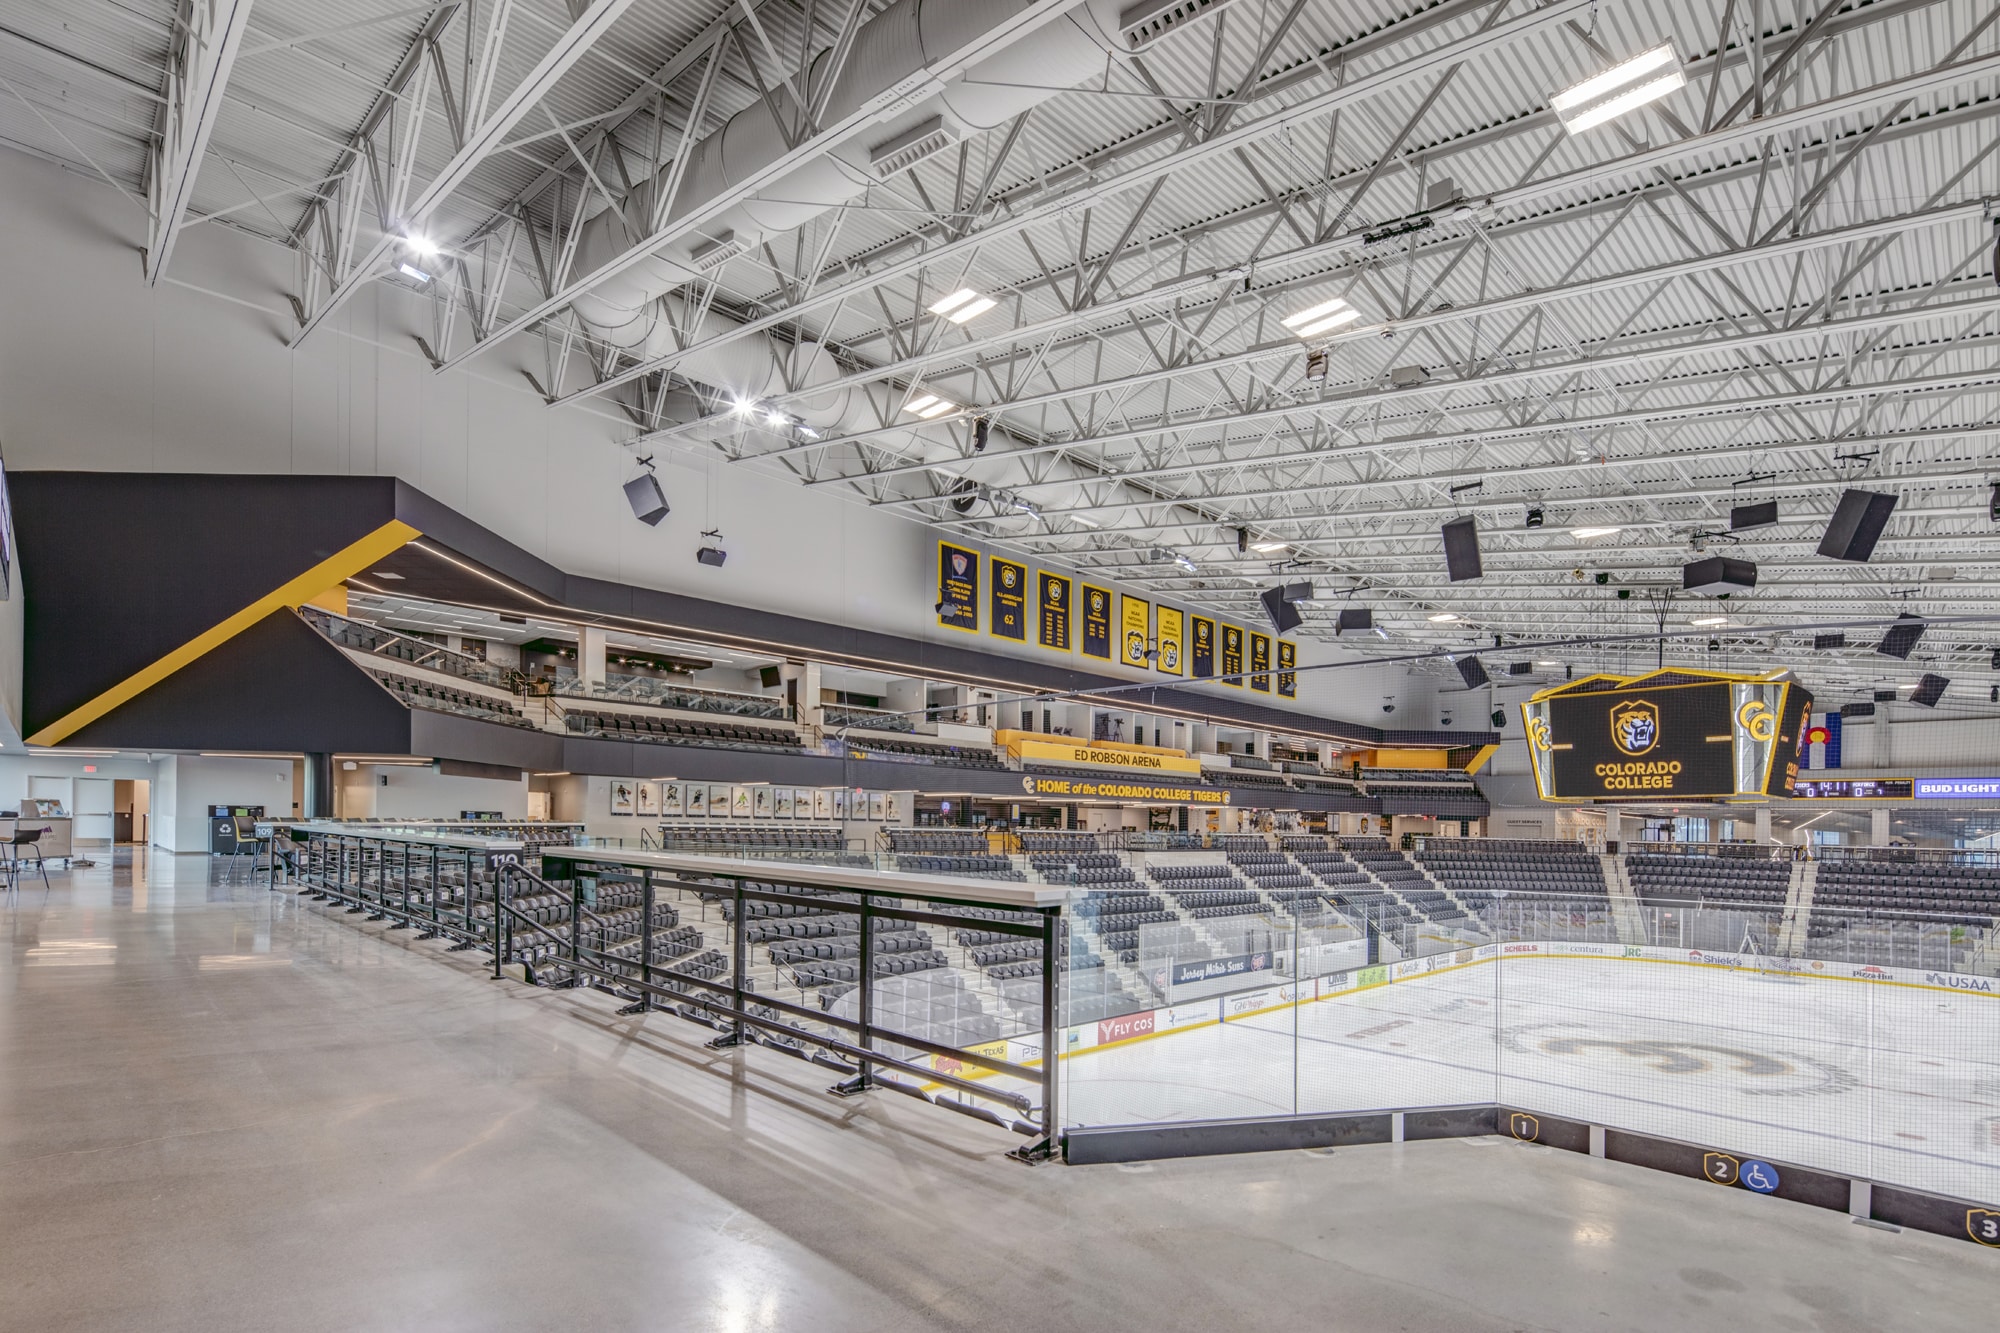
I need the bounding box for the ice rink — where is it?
[1054,956,2000,1200]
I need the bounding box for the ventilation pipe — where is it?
[573,0,1132,443]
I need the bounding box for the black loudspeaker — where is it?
[1442,516,1482,581]
[1813,633,1846,650]
[1260,585,1303,633]
[1456,657,1490,689]
[696,546,727,567]
[1335,607,1373,633]
[1872,688,1899,703]
[1876,612,1926,660]
[972,417,990,452]
[1508,661,1534,676]
[1283,580,1313,602]
[623,472,670,526]
[1911,673,1949,708]
[1990,646,2000,671]
[1731,500,1779,530]
[1841,701,1876,718]
[1490,708,1507,728]
[759,665,782,689]
[1682,556,1758,596]
[1817,489,1898,562]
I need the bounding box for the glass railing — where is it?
[301,607,507,685]
[552,674,789,719]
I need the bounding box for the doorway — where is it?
[113,779,150,844]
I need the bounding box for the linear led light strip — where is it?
[903,393,958,419]
[1280,297,1361,340]
[927,287,998,323]
[1550,43,1686,135]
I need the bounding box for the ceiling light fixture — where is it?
[732,398,756,416]
[1250,541,1288,553]
[1280,296,1361,340]
[927,287,997,323]
[1691,615,1728,627]
[404,233,440,257]
[1550,43,1687,135]
[903,393,957,419]
[1428,612,1460,623]
[397,262,432,284]
[1570,526,1621,539]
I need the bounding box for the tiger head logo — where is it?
[1611,699,1660,756]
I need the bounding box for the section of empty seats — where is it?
[1143,863,1265,921]
[844,736,1005,768]
[562,709,801,751]
[894,854,1025,880]
[1017,831,1099,855]
[369,670,536,727]
[1809,860,2000,927]
[1416,842,1611,914]
[1625,853,1790,907]
[656,826,849,857]
[1220,767,1290,789]
[1027,853,1134,887]
[885,829,988,855]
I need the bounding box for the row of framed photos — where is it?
[609,780,893,821]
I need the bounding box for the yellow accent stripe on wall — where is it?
[27,520,419,747]
[1464,743,1500,775]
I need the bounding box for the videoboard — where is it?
[1521,670,1811,802]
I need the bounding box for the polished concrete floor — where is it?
[1,850,1992,1332]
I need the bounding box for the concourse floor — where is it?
[1,850,1991,1332]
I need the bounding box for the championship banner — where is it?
[1156,607,1184,676]
[1191,616,1216,678]
[1220,624,1244,686]
[1081,584,1113,659]
[937,541,978,633]
[1277,640,1297,698]
[990,557,1026,641]
[1249,632,1271,692]
[1120,595,1150,667]
[1037,571,1072,651]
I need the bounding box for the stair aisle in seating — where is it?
[1777,859,1817,957]
[1603,854,1648,946]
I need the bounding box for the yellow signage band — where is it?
[27,519,420,746]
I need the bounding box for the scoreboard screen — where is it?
[1522,670,1810,803]
[1789,778,1913,799]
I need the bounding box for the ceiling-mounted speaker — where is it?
[1817,489,1898,562]
[696,546,727,567]
[623,472,669,526]
[1508,661,1534,676]
[1335,607,1372,634]
[947,478,978,514]
[1682,556,1758,596]
[1260,585,1303,633]
[1455,657,1490,689]
[1813,633,1846,650]
[1730,500,1779,530]
[1876,612,1926,660]
[1911,673,1949,708]
[1841,701,1876,718]
[1872,688,1899,703]
[1442,516,1482,581]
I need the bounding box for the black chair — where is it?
[5,826,52,893]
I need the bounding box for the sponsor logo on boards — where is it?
[1688,950,1743,967]
[1852,966,1891,980]
[1226,989,1276,1017]
[1355,965,1388,988]
[1927,972,1994,993]
[1097,1011,1156,1045]
[1624,946,1646,958]
[1503,943,1540,955]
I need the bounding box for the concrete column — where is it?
[1603,809,1626,846]
[303,753,334,819]
[1871,808,1891,846]
[1754,807,1772,844]
[1317,741,1337,768]
[579,626,607,690]
[797,661,823,728]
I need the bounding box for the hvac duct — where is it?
[573,0,1130,399]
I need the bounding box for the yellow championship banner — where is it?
[1015,740,1201,775]
[1120,594,1150,666]
[1156,606,1184,676]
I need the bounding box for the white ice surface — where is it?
[1055,958,2000,1200]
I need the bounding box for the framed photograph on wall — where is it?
[661,782,684,817]
[635,781,659,816]
[812,789,832,820]
[832,789,849,819]
[788,788,808,819]
[708,784,730,816]
[752,786,773,817]
[774,788,794,817]
[686,783,707,816]
[867,792,886,821]
[609,780,635,816]
[731,785,751,817]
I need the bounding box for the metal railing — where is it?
[301,607,507,686]
[551,675,789,719]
